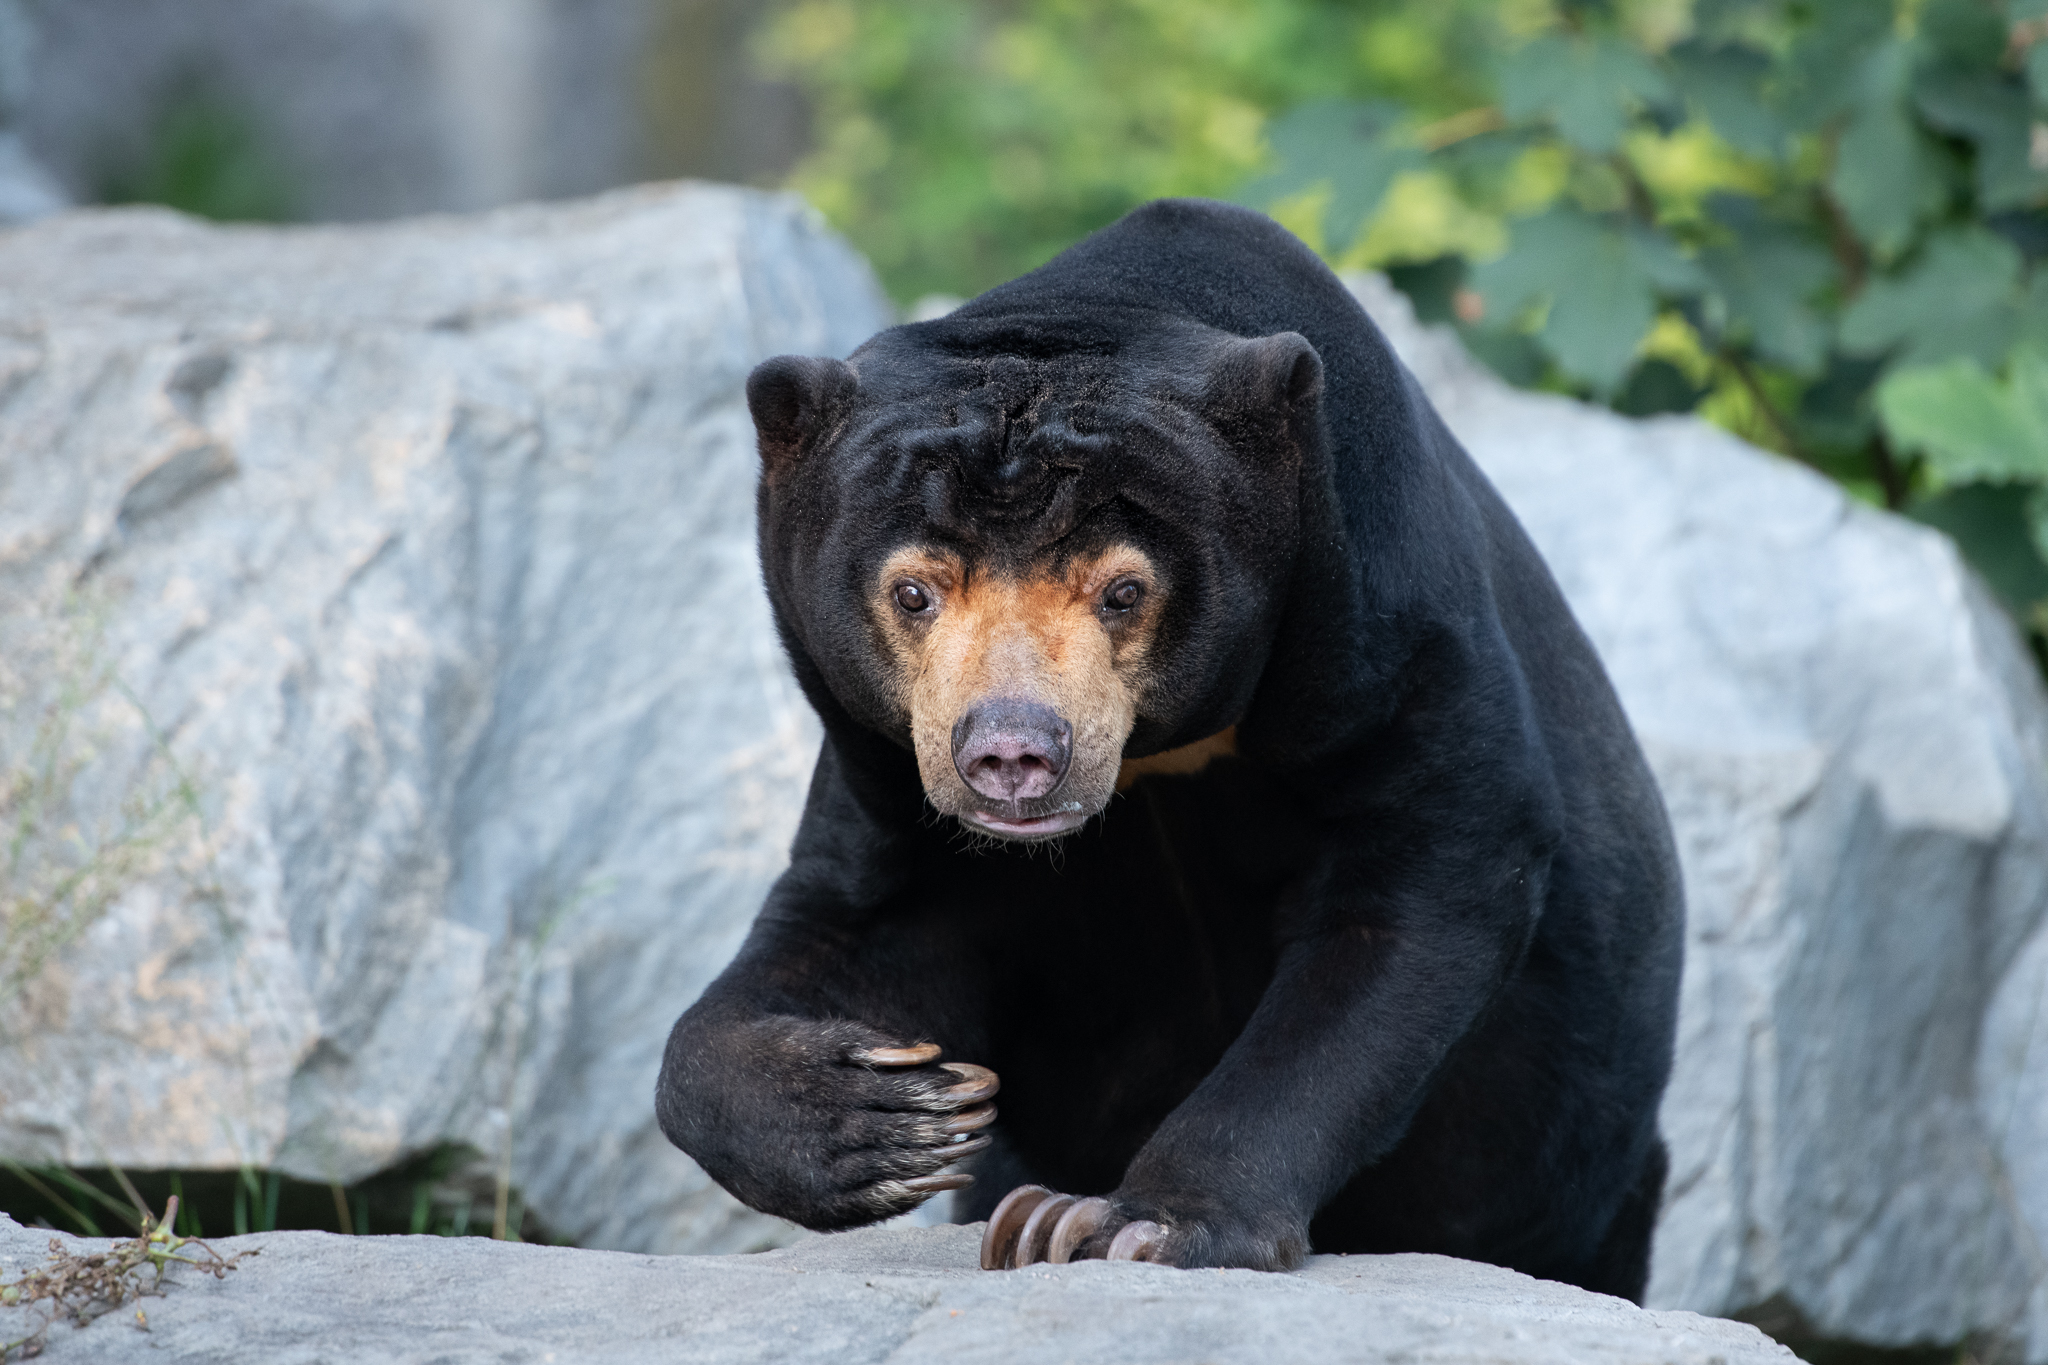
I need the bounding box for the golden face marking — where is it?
[875,544,1161,839]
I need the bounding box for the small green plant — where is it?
[1241,0,2048,644]
[97,80,296,223]
[0,1194,253,1361]
[0,1150,559,1248]
[0,583,212,1009]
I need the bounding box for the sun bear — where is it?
[656,198,1683,1301]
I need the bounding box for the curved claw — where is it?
[1012,1193,1077,1267]
[901,1171,973,1195]
[934,1132,993,1164]
[1045,1196,1113,1264]
[981,1185,1053,1270]
[1105,1219,1167,1262]
[942,1103,997,1135]
[853,1042,942,1067]
[937,1063,1000,1106]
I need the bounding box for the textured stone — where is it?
[0,1215,1794,1365]
[1351,274,2048,1359]
[0,184,888,1255]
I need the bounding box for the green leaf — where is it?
[2026,485,2048,568]
[1240,101,1425,249]
[1701,220,1837,372]
[1471,210,1696,391]
[1876,350,2048,484]
[1498,34,1671,153]
[1830,99,1953,256]
[1626,223,1709,293]
[1668,42,1784,156]
[1839,227,2023,367]
[1909,482,2048,615]
[1781,4,1898,131]
[1917,0,2008,68]
[1915,69,2048,212]
[1797,353,1885,449]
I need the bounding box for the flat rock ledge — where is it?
[0,1216,1790,1364]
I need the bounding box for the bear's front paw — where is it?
[673,1020,999,1230]
[978,1185,1306,1271]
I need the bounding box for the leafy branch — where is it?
[1241,0,2048,652]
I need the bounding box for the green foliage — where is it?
[1878,348,2048,484]
[0,1148,558,1245]
[765,0,2048,646]
[1233,0,2048,641]
[98,88,296,223]
[756,0,1506,301]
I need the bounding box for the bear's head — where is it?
[747,315,1322,842]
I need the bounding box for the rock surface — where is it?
[1351,275,2048,1359]
[0,1215,1793,1365]
[0,184,888,1254]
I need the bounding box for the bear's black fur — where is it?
[657,199,1683,1300]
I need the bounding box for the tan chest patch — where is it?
[1116,727,1238,793]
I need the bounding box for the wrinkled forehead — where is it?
[852,318,1211,409]
[833,331,1220,554]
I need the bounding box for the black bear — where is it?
[656,198,1683,1301]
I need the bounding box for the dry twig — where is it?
[0,1195,255,1359]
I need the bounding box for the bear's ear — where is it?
[1208,331,1323,416]
[746,355,858,471]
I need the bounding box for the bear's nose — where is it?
[952,699,1072,803]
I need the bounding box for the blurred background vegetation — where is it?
[15,0,2046,649]
[754,0,2048,657]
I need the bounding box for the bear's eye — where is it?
[893,581,933,614]
[1103,580,1143,614]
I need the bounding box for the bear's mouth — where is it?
[964,805,1091,841]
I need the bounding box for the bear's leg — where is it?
[1570,1134,1667,1304]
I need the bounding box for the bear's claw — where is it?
[1045,1195,1112,1262]
[854,1043,1000,1204]
[981,1185,1169,1268]
[852,1042,943,1067]
[981,1185,1053,1268]
[943,1103,998,1135]
[1105,1219,1167,1260]
[936,1062,999,1106]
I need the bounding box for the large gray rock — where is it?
[1349,276,2048,1358]
[0,1215,1793,1364]
[0,184,888,1253]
